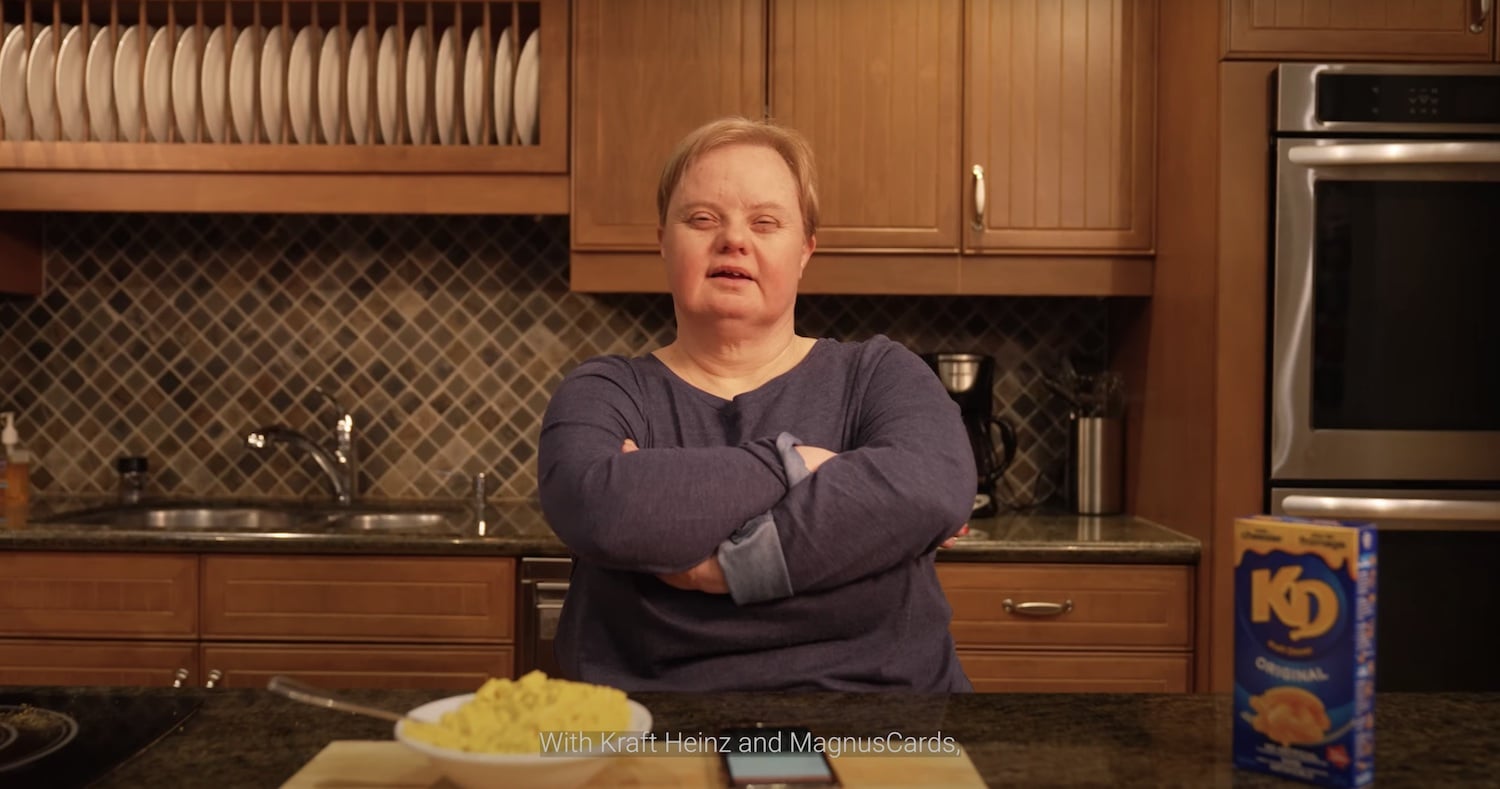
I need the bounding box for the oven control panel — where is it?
[1316,73,1500,124]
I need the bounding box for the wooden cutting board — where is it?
[280,740,987,788]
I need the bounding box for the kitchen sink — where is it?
[325,512,458,533]
[50,506,302,532]
[38,503,467,535]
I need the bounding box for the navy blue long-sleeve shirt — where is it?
[536,335,976,692]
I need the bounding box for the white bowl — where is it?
[394,693,653,789]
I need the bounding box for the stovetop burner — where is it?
[0,706,80,773]
[0,689,200,789]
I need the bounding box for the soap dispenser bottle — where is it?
[2,412,32,504]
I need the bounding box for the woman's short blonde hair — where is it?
[656,117,820,240]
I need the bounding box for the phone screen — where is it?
[720,726,839,788]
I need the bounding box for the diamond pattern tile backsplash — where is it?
[0,213,1106,507]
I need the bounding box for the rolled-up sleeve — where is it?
[716,432,809,605]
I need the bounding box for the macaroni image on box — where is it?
[1234,515,1376,788]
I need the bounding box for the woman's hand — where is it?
[657,555,729,594]
[793,444,837,473]
[939,523,970,549]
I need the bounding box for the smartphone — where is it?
[719,726,841,788]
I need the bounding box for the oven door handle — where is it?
[1288,141,1500,166]
[1282,495,1500,530]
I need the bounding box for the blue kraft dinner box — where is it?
[1233,515,1376,788]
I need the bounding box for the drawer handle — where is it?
[171,668,190,688]
[205,669,223,689]
[1002,598,1074,617]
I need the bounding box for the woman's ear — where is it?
[798,235,817,278]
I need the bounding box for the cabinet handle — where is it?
[1002,598,1074,617]
[205,669,223,689]
[971,164,987,232]
[1474,0,1493,33]
[171,668,190,688]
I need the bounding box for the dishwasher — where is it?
[516,557,572,678]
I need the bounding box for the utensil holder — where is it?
[1066,415,1124,515]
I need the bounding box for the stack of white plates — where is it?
[0,19,542,145]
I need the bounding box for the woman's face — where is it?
[660,143,815,331]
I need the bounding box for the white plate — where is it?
[375,27,400,144]
[200,26,229,142]
[513,28,538,144]
[491,27,512,146]
[433,27,459,145]
[404,25,430,144]
[228,25,260,143]
[346,26,372,144]
[288,25,321,144]
[394,694,652,789]
[142,26,174,142]
[26,24,70,141]
[433,26,461,145]
[0,24,30,141]
[462,28,485,145]
[317,26,345,143]
[112,24,151,142]
[259,25,288,143]
[171,26,202,141]
[84,25,117,141]
[56,23,96,141]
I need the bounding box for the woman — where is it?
[537,117,975,692]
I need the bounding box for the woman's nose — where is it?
[716,221,749,255]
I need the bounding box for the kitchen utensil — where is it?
[55,23,95,141]
[170,26,201,141]
[228,25,260,142]
[462,27,485,144]
[84,25,118,141]
[0,24,31,141]
[259,25,288,142]
[266,676,417,725]
[317,26,344,143]
[199,26,228,142]
[512,28,538,144]
[26,24,68,141]
[433,26,458,144]
[375,26,399,143]
[404,25,430,143]
[287,25,322,144]
[491,26,513,144]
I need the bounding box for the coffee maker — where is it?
[922,352,1018,519]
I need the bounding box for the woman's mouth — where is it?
[708,266,754,280]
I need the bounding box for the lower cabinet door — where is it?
[957,649,1191,692]
[200,643,515,690]
[0,638,198,687]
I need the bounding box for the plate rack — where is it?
[0,0,567,179]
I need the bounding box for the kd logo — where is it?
[1251,566,1338,641]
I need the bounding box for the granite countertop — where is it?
[7,687,1492,788]
[1,496,1200,564]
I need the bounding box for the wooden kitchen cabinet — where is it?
[0,0,569,214]
[0,639,199,687]
[938,562,1195,692]
[569,0,1156,296]
[570,0,765,250]
[200,643,512,689]
[0,552,517,688]
[1223,0,1496,61]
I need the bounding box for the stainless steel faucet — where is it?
[245,388,358,504]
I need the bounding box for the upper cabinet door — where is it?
[768,0,963,252]
[1224,0,1495,61]
[572,0,766,249]
[965,0,1157,254]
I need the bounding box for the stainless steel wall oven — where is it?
[1269,63,1500,692]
